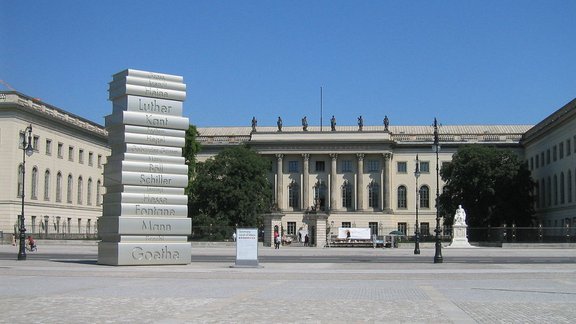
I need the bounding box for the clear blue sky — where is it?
[2,1,575,128]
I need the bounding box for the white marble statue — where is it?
[454,205,467,226]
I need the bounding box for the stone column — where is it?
[276,154,284,210]
[356,154,364,211]
[302,154,310,210]
[330,153,338,211]
[383,153,392,213]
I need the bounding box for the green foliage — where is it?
[439,145,535,228]
[188,145,272,228]
[183,125,201,194]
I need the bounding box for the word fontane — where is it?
[135,205,176,216]
[131,246,180,260]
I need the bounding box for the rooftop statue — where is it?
[302,116,308,131]
[357,115,363,131]
[277,116,282,132]
[251,116,257,133]
[330,115,336,131]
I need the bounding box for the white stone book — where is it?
[103,202,188,217]
[98,216,191,235]
[107,131,185,147]
[98,242,192,265]
[103,192,188,205]
[104,185,185,195]
[108,124,186,138]
[112,96,184,117]
[106,153,186,165]
[105,111,190,130]
[99,235,190,243]
[108,83,186,101]
[111,143,182,156]
[112,69,184,84]
[103,170,189,187]
[117,76,187,91]
[105,160,188,175]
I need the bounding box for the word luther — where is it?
[139,98,173,114]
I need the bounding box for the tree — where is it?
[439,145,535,228]
[188,145,272,231]
[183,125,201,194]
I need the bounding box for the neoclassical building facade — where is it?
[197,123,531,246]
[2,89,575,246]
[0,92,109,239]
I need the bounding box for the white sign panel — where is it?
[235,228,259,267]
[337,227,371,240]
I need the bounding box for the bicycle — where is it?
[25,244,37,252]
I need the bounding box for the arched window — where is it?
[546,177,551,207]
[341,180,352,208]
[17,164,23,197]
[554,174,558,206]
[67,174,73,203]
[44,170,51,201]
[87,178,93,206]
[560,172,565,204]
[397,185,407,209]
[568,170,573,203]
[288,181,299,209]
[77,176,83,205]
[420,185,430,208]
[56,172,62,202]
[96,180,102,206]
[368,181,379,208]
[31,167,38,199]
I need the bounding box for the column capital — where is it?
[330,153,338,160]
[383,152,393,160]
[302,153,310,161]
[275,153,284,160]
[356,153,365,160]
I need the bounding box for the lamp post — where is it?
[414,154,421,255]
[433,118,443,263]
[18,124,34,260]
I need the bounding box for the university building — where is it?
[0,92,108,240]
[1,90,575,247]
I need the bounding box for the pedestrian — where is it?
[274,231,280,249]
[232,232,236,242]
[304,234,309,247]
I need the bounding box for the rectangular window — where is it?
[567,139,572,156]
[367,160,380,172]
[45,139,52,156]
[97,154,102,168]
[341,222,351,228]
[341,160,352,173]
[287,222,296,235]
[288,161,299,173]
[397,222,407,235]
[420,222,430,236]
[535,155,539,168]
[19,132,25,149]
[540,152,544,167]
[88,152,94,166]
[546,149,550,165]
[315,161,325,172]
[530,157,534,170]
[79,149,84,164]
[559,142,564,159]
[33,135,39,152]
[553,145,557,162]
[420,161,430,173]
[369,222,379,236]
[68,146,74,162]
[58,142,63,159]
[397,161,407,173]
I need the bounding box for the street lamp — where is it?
[414,154,421,255]
[433,118,443,263]
[18,124,34,260]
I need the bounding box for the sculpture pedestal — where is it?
[448,224,474,248]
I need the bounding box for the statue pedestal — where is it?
[448,224,474,248]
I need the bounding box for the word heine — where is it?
[135,204,176,216]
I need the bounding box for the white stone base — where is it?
[448,225,475,248]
